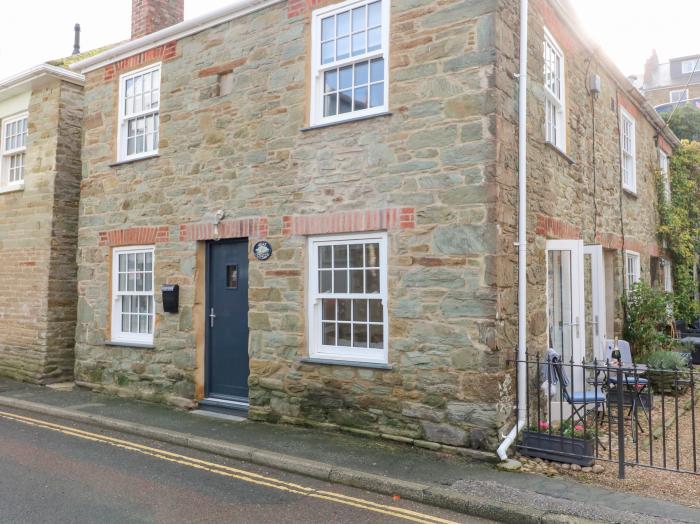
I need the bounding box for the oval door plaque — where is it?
[253,240,272,261]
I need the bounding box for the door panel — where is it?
[206,240,249,401]
[584,245,606,361]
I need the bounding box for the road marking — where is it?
[0,410,460,524]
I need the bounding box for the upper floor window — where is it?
[1,113,28,189]
[681,59,700,75]
[310,0,389,126]
[118,64,160,162]
[543,29,565,151]
[620,108,636,193]
[626,251,640,289]
[670,89,689,103]
[659,150,670,200]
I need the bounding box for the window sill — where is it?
[106,340,155,349]
[300,357,392,370]
[0,184,25,195]
[623,187,638,198]
[301,111,392,132]
[544,141,575,165]
[109,154,160,168]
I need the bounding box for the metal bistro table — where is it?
[586,362,650,441]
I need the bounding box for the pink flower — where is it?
[539,421,550,430]
[574,425,584,431]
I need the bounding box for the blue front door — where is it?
[206,239,249,401]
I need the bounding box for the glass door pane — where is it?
[548,250,573,363]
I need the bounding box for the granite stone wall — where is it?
[494,0,671,365]
[0,78,82,383]
[75,0,510,449]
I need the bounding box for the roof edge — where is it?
[553,0,680,147]
[0,64,85,100]
[70,0,284,74]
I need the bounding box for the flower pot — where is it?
[645,370,690,396]
[518,430,595,466]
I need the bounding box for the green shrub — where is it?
[646,350,690,370]
[622,282,675,360]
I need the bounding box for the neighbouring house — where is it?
[67,0,678,452]
[639,50,700,113]
[0,63,84,383]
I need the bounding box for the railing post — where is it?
[616,365,626,479]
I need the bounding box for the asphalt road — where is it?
[0,409,489,524]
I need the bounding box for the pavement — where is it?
[0,377,697,523]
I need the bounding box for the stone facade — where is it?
[495,0,676,362]
[72,0,676,451]
[644,84,700,108]
[0,77,83,383]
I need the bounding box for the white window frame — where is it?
[1,112,28,189]
[664,258,673,293]
[659,149,670,200]
[681,59,699,75]
[307,231,389,365]
[310,0,390,126]
[620,107,636,193]
[669,89,689,104]
[111,246,156,345]
[117,63,161,162]
[625,251,641,289]
[543,28,566,151]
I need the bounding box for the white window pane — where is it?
[336,36,350,60]
[352,6,366,31]
[354,87,368,111]
[351,32,365,56]
[355,61,368,85]
[322,42,334,64]
[368,1,381,27]
[324,93,338,117]
[367,27,381,52]
[321,16,334,40]
[337,11,350,36]
[339,65,352,90]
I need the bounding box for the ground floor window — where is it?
[625,251,640,289]
[308,232,388,364]
[111,246,155,345]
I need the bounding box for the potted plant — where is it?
[645,350,691,395]
[519,420,595,467]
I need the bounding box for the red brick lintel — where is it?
[103,41,178,81]
[283,208,416,236]
[536,214,660,257]
[99,226,170,247]
[179,217,269,242]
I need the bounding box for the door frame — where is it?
[583,244,607,361]
[204,237,249,402]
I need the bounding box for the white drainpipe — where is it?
[497,0,529,462]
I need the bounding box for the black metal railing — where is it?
[512,351,698,478]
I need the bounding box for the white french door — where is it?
[583,245,607,361]
[546,240,585,367]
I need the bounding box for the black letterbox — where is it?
[161,284,179,313]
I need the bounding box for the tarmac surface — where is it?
[0,408,483,524]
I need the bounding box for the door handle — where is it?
[563,317,581,338]
[209,307,216,328]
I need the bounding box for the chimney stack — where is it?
[131,0,184,40]
[72,23,81,55]
[643,49,659,87]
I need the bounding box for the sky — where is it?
[0,1,698,79]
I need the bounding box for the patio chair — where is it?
[550,357,607,430]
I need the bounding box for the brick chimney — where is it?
[131,0,184,40]
[643,49,659,87]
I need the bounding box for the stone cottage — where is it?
[0,64,84,383]
[68,0,678,451]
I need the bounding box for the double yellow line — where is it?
[0,410,459,524]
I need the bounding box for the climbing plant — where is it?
[657,140,700,322]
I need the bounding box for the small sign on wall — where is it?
[253,241,272,261]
